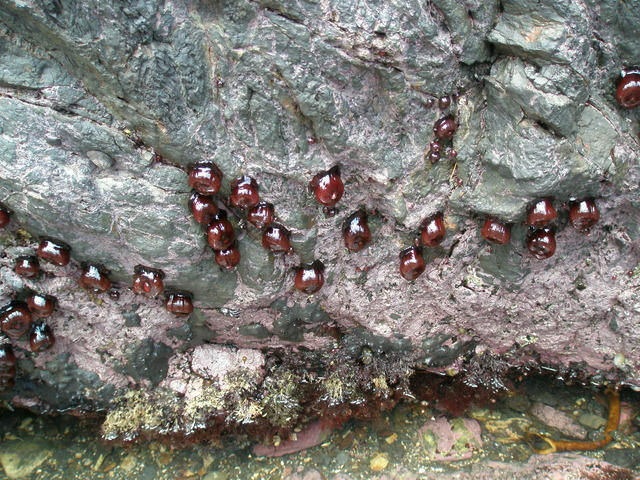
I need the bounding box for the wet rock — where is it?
[417,417,482,462]
[238,323,271,340]
[578,412,607,430]
[504,394,532,413]
[203,471,230,480]
[283,469,324,480]
[0,440,52,479]
[604,447,640,469]
[123,339,173,386]
[253,421,332,458]
[481,417,532,445]
[0,0,639,443]
[530,403,588,439]
[191,345,265,386]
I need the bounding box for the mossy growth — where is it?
[102,389,180,441]
[260,370,302,427]
[100,334,417,444]
[321,371,357,405]
[182,385,225,429]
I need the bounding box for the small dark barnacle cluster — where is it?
[424,93,459,164]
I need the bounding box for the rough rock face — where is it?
[0,0,639,440]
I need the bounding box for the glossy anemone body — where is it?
[481,218,511,245]
[27,293,56,318]
[616,68,640,109]
[310,166,344,207]
[399,246,426,281]
[165,292,194,316]
[262,224,292,253]
[428,150,441,164]
[439,95,451,109]
[0,204,10,228]
[188,162,223,195]
[433,116,457,139]
[14,256,39,279]
[30,323,56,352]
[343,211,371,252]
[294,260,325,294]
[132,265,165,297]
[230,176,260,209]
[189,192,218,225]
[0,344,16,392]
[420,213,446,247]
[527,228,557,260]
[206,210,236,251]
[79,263,111,293]
[0,301,33,338]
[247,202,275,229]
[37,238,71,266]
[214,242,241,269]
[526,199,557,228]
[569,198,600,232]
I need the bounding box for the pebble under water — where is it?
[0,377,638,480]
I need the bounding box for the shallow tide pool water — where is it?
[0,378,638,480]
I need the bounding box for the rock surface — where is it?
[0,0,639,440]
[0,440,52,479]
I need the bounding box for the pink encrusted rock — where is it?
[417,417,483,462]
[376,467,418,480]
[253,420,332,457]
[530,403,588,439]
[283,468,324,480]
[397,454,636,480]
[191,344,265,388]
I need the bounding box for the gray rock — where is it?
[0,440,52,479]
[122,338,173,386]
[0,0,639,442]
[578,412,607,430]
